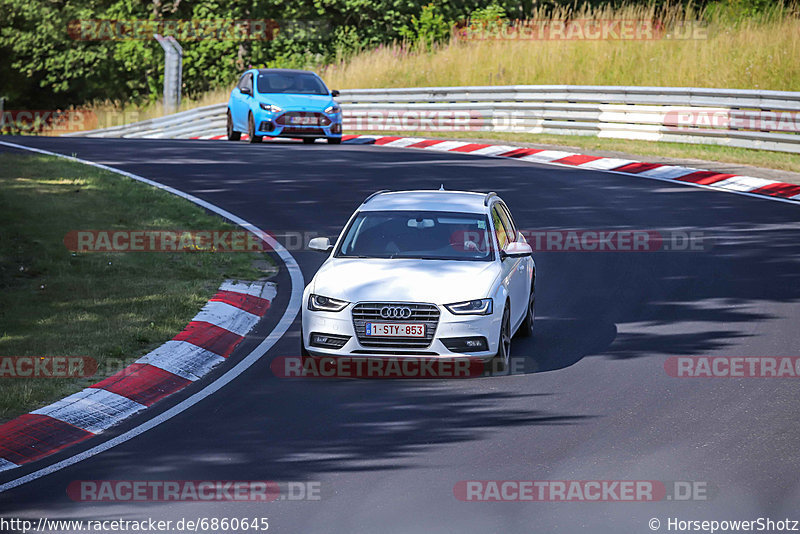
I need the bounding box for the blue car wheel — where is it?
[226,110,240,141]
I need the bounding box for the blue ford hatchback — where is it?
[227,68,343,144]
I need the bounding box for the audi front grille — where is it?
[352,303,440,349]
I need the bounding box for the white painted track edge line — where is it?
[0,459,18,472]
[0,140,304,493]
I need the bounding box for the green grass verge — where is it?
[353,130,800,175]
[0,152,273,423]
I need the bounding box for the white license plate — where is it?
[365,323,425,337]
[290,116,318,125]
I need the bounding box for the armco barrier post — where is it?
[155,35,183,115]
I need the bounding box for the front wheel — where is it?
[490,306,512,374]
[226,111,240,141]
[518,282,535,338]
[327,137,342,145]
[247,114,262,144]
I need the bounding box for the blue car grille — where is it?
[276,112,331,127]
[282,126,324,135]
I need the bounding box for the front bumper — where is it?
[254,110,342,138]
[301,303,500,361]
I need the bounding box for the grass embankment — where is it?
[0,153,271,422]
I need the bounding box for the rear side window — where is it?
[491,206,510,250]
[496,203,517,242]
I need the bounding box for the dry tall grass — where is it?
[320,3,800,91]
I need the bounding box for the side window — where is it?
[243,73,253,93]
[491,206,509,251]
[497,203,517,242]
[236,74,247,90]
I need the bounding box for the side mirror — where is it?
[308,237,333,253]
[500,241,532,260]
[240,87,252,96]
[331,89,340,97]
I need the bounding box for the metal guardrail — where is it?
[63,103,227,139]
[64,85,800,153]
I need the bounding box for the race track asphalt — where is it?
[1,136,799,533]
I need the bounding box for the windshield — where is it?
[256,71,329,95]
[335,210,495,261]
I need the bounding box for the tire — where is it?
[247,114,262,143]
[302,138,316,144]
[327,137,342,145]
[300,327,310,358]
[300,344,316,377]
[226,110,240,141]
[518,279,535,338]
[491,305,512,374]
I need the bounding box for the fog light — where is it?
[259,120,274,131]
[331,123,342,134]
[441,337,489,353]
[310,332,350,349]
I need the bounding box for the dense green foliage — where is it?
[0,0,790,110]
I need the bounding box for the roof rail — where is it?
[484,192,498,206]
[364,190,390,204]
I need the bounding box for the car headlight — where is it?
[308,294,349,312]
[324,104,341,114]
[445,298,493,315]
[260,103,282,113]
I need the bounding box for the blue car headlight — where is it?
[324,104,341,114]
[260,103,282,113]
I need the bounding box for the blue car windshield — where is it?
[335,211,495,261]
[256,72,328,95]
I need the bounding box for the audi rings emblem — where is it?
[380,306,412,319]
